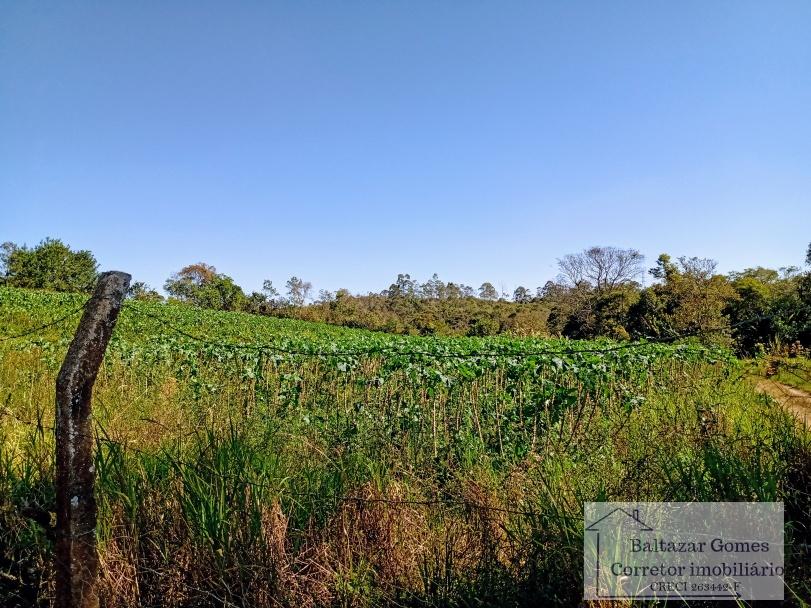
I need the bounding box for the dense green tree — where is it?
[725,268,781,353]
[513,286,531,303]
[444,282,464,299]
[386,274,418,299]
[164,263,247,311]
[128,281,164,302]
[0,238,98,292]
[421,274,446,299]
[244,291,269,313]
[629,254,735,345]
[467,314,500,336]
[545,283,595,337]
[796,273,811,345]
[547,284,638,340]
[723,249,811,353]
[164,263,216,299]
[590,286,640,340]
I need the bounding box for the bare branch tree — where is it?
[557,246,644,291]
[677,256,717,280]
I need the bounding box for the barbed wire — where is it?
[0,293,126,343]
[0,302,88,342]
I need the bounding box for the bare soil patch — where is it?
[756,379,811,428]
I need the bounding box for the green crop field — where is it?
[1,287,809,607]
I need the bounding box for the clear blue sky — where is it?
[2,2,809,295]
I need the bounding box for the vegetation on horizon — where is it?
[3,238,811,355]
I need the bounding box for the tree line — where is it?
[2,238,810,354]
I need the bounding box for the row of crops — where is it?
[2,285,734,467]
[1,285,730,381]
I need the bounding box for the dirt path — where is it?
[755,378,811,428]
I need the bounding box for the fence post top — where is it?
[98,271,132,283]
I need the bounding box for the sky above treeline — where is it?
[2,2,810,295]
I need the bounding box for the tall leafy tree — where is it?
[629,254,735,344]
[386,274,418,299]
[0,238,98,292]
[285,276,313,306]
[478,282,498,300]
[513,286,531,303]
[421,274,446,299]
[164,263,246,311]
[127,281,164,302]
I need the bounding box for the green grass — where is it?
[771,357,811,393]
[1,287,809,607]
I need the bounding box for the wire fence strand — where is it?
[0,302,87,342]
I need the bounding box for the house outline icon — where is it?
[585,507,653,531]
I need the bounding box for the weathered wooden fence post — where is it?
[55,271,130,608]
